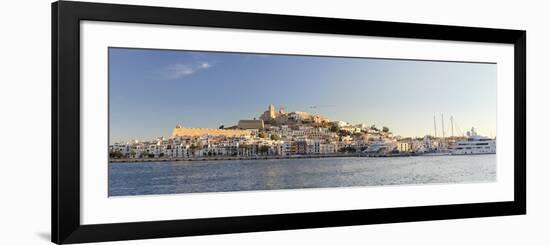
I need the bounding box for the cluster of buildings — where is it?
[109,104,449,160]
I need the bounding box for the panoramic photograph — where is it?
[108,47,497,197]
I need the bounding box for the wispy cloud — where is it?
[163,61,213,79]
[198,62,212,69]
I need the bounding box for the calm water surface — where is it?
[108,155,496,196]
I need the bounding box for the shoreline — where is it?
[108,152,430,163]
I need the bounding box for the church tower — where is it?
[260,104,277,121]
[268,104,276,118]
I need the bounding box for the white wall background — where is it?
[0,0,547,244]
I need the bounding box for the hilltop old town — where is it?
[109,104,476,161]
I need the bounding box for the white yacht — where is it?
[448,127,496,155]
[363,140,395,154]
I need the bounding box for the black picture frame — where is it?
[52,1,526,244]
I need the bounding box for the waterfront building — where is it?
[397,142,412,152]
[295,140,308,155]
[165,143,190,158]
[276,141,292,156]
[306,140,321,154]
[319,143,337,154]
[109,142,129,155]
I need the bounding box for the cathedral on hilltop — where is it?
[259,104,285,121]
[171,104,331,137]
[258,104,329,125]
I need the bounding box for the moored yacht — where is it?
[448,127,496,155]
[363,140,396,154]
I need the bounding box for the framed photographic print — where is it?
[52,1,526,244]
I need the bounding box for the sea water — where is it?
[108,155,496,196]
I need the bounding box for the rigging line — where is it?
[453,119,464,136]
[445,118,453,137]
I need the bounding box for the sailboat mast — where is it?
[441,114,446,148]
[451,116,454,138]
[433,115,437,138]
[441,114,445,139]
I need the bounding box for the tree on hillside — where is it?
[338,129,351,136]
[382,126,390,133]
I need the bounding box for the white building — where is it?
[397,142,411,152]
[306,140,321,154]
[319,143,337,154]
[332,121,349,127]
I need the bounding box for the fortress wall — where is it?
[171,128,251,138]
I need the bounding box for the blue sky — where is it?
[109,47,496,142]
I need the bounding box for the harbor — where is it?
[109,105,496,163]
[110,152,363,163]
[110,151,432,163]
